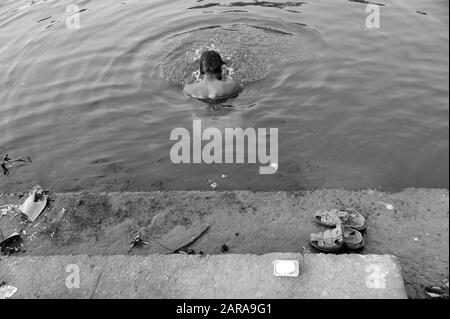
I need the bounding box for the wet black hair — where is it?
[199,50,225,78]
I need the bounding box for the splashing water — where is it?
[144,22,323,86]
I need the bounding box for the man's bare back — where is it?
[184,77,241,100]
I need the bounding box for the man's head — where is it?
[199,50,225,79]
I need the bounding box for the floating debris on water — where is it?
[1,154,32,176]
[36,16,51,23]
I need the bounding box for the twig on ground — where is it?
[89,272,103,299]
[168,225,210,254]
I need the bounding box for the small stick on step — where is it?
[168,225,210,255]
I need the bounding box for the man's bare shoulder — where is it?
[221,78,242,97]
[184,78,242,100]
[183,82,207,99]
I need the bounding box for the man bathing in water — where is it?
[183,50,242,100]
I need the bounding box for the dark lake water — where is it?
[0,0,448,192]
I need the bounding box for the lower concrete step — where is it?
[0,253,407,298]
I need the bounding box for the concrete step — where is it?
[0,253,407,299]
[1,188,448,298]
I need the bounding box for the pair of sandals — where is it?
[309,208,366,253]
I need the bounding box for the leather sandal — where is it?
[309,224,365,252]
[314,208,366,231]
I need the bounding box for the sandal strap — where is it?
[320,209,345,225]
[316,208,357,225]
[311,226,343,247]
[337,209,350,222]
